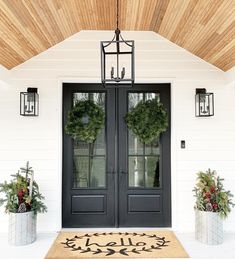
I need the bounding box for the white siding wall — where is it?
[0,31,234,232]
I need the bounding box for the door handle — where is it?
[120,170,128,175]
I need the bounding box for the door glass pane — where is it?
[73,92,89,103]
[145,156,160,187]
[145,140,160,155]
[129,156,144,187]
[128,92,161,188]
[73,156,89,188]
[74,140,89,156]
[145,92,159,101]
[73,92,106,188]
[92,93,105,106]
[90,157,105,187]
[93,128,105,155]
[129,93,143,109]
[129,131,143,155]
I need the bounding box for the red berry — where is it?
[210,187,216,193]
[205,192,211,199]
[17,190,24,197]
[213,203,218,209]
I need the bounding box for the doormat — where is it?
[45,231,189,258]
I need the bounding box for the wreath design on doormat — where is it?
[61,232,170,256]
[65,100,105,143]
[125,98,168,144]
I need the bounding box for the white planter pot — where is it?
[8,211,37,246]
[195,210,223,245]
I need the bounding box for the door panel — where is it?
[71,195,106,213]
[62,84,116,227]
[62,83,171,228]
[128,194,162,212]
[118,85,171,227]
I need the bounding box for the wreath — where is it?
[65,100,105,143]
[125,98,168,143]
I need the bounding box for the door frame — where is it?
[62,83,171,228]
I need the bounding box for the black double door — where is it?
[62,83,171,228]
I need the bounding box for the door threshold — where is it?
[61,227,172,232]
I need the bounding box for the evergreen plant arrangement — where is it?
[0,162,47,245]
[0,162,47,214]
[125,98,168,143]
[65,99,105,143]
[193,169,234,218]
[193,169,234,245]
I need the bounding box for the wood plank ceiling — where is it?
[0,0,234,71]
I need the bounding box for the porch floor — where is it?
[0,230,234,259]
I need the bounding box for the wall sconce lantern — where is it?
[101,0,135,87]
[20,88,39,116]
[195,88,214,117]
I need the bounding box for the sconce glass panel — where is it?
[195,90,214,117]
[20,89,39,116]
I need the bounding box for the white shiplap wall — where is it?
[0,31,234,232]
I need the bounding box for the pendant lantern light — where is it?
[101,0,135,87]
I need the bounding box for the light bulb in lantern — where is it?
[111,66,114,79]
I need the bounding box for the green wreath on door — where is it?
[125,98,168,144]
[65,100,105,143]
